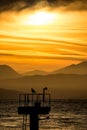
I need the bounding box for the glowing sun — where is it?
[23,11,56,26]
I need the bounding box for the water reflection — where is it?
[0,100,87,130]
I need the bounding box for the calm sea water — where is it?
[0,99,87,130]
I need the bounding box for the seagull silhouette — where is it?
[43,87,47,91]
[31,88,36,93]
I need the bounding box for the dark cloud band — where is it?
[0,0,39,12]
[0,0,87,12]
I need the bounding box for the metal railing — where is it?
[19,93,51,107]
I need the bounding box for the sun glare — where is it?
[23,11,56,26]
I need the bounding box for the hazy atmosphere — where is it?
[0,1,87,130]
[0,0,87,73]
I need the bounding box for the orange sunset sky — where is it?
[0,0,87,73]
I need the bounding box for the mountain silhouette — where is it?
[52,61,87,75]
[0,73,87,99]
[22,61,87,76]
[0,61,87,99]
[0,65,21,79]
[23,69,48,76]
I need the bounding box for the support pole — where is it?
[30,113,39,130]
[18,92,51,130]
[23,114,27,130]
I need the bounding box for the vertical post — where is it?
[23,114,27,130]
[30,113,39,130]
[30,102,40,130]
[19,94,20,106]
[49,94,51,106]
[18,92,51,130]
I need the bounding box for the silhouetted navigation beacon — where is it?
[18,88,51,130]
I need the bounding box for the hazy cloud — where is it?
[0,53,14,56]
[0,34,87,48]
[0,0,87,12]
[0,52,86,61]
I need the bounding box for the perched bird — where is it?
[43,87,47,91]
[31,88,36,93]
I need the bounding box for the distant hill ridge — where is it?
[0,65,21,79]
[0,73,87,99]
[52,61,87,75]
[0,61,87,79]
[22,61,87,76]
[23,69,48,76]
[0,61,87,99]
